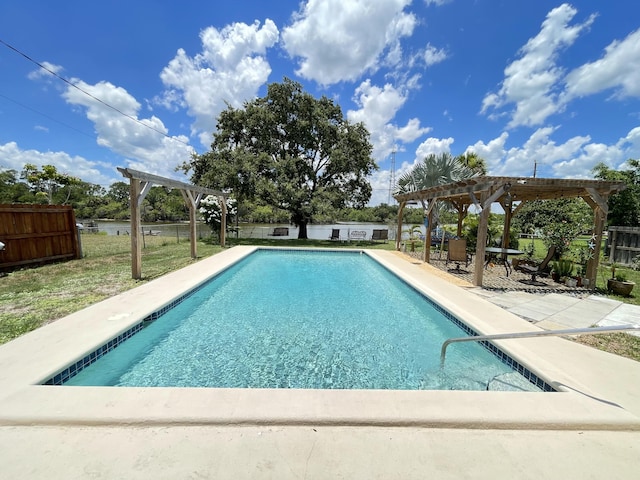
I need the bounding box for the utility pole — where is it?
[388,146,397,204]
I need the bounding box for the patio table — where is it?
[485,247,524,277]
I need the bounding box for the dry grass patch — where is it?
[574,333,640,362]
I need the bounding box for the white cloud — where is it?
[421,43,448,67]
[480,127,592,177]
[551,141,622,178]
[27,61,63,82]
[621,126,640,154]
[62,79,194,181]
[347,80,431,162]
[414,137,454,161]
[282,0,415,85]
[467,132,509,172]
[553,125,640,176]
[158,19,279,146]
[467,124,640,180]
[481,4,596,128]
[563,28,640,100]
[0,141,115,186]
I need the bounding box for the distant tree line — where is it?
[0,165,189,222]
[0,164,426,224]
[2,154,637,231]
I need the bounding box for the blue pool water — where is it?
[63,249,543,391]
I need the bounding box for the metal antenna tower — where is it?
[388,146,397,204]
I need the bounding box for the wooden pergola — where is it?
[394,176,627,288]
[118,168,228,280]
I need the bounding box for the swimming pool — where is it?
[49,249,549,391]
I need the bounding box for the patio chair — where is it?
[515,245,556,282]
[329,229,340,241]
[371,229,388,243]
[447,238,471,273]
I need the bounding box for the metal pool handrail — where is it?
[440,324,640,366]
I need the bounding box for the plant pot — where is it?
[566,278,577,288]
[607,279,635,296]
[552,272,560,282]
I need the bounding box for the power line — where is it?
[0,38,191,147]
[0,92,95,139]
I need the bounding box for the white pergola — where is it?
[118,168,228,280]
[394,176,627,288]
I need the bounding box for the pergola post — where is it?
[474,191,491,287]
[180,190,204,260]
[586,206,606,289]
[451,201,467,237]
[396,202,406,250]
[129,178,142,280]
[584,188,610,290]
[423,201,436,263]
[128,178,153,280]
[219,196,227,248]
[501,200,513,251]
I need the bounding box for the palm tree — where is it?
[394,153,479,232]
[456,152,487,176]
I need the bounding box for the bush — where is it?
[199,196,237,237]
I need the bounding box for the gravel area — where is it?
[400,250,592,297]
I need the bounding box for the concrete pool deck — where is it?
[0,246,639,478]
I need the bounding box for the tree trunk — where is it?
[298,221,308,239]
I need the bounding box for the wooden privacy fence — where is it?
[0,204,81,271]
[607,226,640,265]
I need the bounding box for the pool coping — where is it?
[0,246,639,431]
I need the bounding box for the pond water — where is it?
[80,221,420,241]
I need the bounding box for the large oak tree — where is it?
[183,78,377,239]
[592,160,640,227]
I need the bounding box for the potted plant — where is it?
[574,246,589,287]
[403,224,423,253]
[607,264,635,296]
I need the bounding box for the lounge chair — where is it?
[329,229,340,241]
[371,229,388,243]
[515,245,556,282]
[447,238,471,273]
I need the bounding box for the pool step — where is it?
[487,372,542,392]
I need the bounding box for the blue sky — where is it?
[1,0,639,205]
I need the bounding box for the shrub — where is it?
[199,196,237,237]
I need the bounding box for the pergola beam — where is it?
[118,167,228,280]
